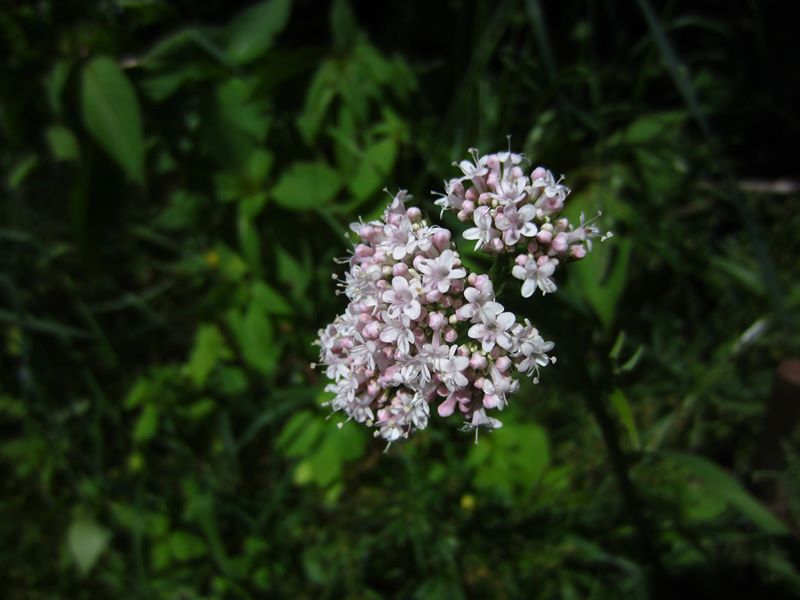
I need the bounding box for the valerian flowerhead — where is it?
[315,191,554,448]
[435,147,613,297]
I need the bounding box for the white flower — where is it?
[454,149,488,181]
[461,408,503,443]
[437,345,470,391]
[494,203,537,246]
[418,249,466,294]
[513,321,555,378]
[433,178,465,217]
[381,218,417,261]
[341,264,382,303]
[379,311,414,355]
[460,282,504,323]
[512,255,558,297]
[468,311,516,352]
[490,176,527,206]
[350,337,378,371]
[481,365,518,409]
[531,169,569,215]
[463,206,497,251]
[382,276,422,321]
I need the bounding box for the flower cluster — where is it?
[315,192,554,446]
[435,148,612,297]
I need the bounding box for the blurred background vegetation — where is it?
[2,0,800,597]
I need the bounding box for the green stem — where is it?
[583,389,665,585]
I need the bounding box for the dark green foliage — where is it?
[1,0,799,597]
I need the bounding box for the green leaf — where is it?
[663,452,789,535]
[296,60,338,144]
[169,530,208,561]
[570,237,631,331]
[468,423,550,496]
[186,324,225,388]
[330,0,358,50]
[271,161,342,210]
[81,56,145,185]
[235,306,277,376]
[226,0,292,65]
[67,518,111,575]
[610,389,640,449]
[252,281,293,316]
[133,404,160,444]
[345,137,397,206]
[46,125,80,162]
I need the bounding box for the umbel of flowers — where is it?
[315,147,608,446]
[435,148,611,297]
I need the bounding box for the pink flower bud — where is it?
[552,232,568,253]
[406,207,422,221]
[515,253,528,266]
[483,393,500,409]
[470,353,487,370]
[511,166,524,179]
[485,172,498,189]
[457,344,470,356]
[486,155,500,170]
[426,289,442,303]
[473,274,489,291]
[495,356,512,372]
[432,229,451,251]
[428,312,446,330]
[455,306,471,321]
[443,326,458,343]
[490,238,504,252]
[465,187,478,201]
[532,166,547,180]
[570,244,587,259]
[474,377,485,390]
[462,199,475,214]
[392,262,408,277]
[359,225,376,241]
[355,244,373,258]
[536,230,552,245]
[478,192,493,206]
[438,395,457,417]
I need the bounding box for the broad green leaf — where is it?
[169,530,207,561]
[252,281,293,316]
[297,60,338,144]
[203,78,271,166]
[271,162,342,210]
[345,137,397,206]
[67,518,111,575]
[45,125,80,162]
[663,452,788,535]
[468,423,550,496]
[570,236,631,331]
[610,389,640,449]
[236,306,277,376]
[237,209,262,276]
[45,60,73,116]
[226,0,292,65]
[133,404,160,444]
[81,56,145,185]
[186,324,225,387]
[330,0,358,50]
